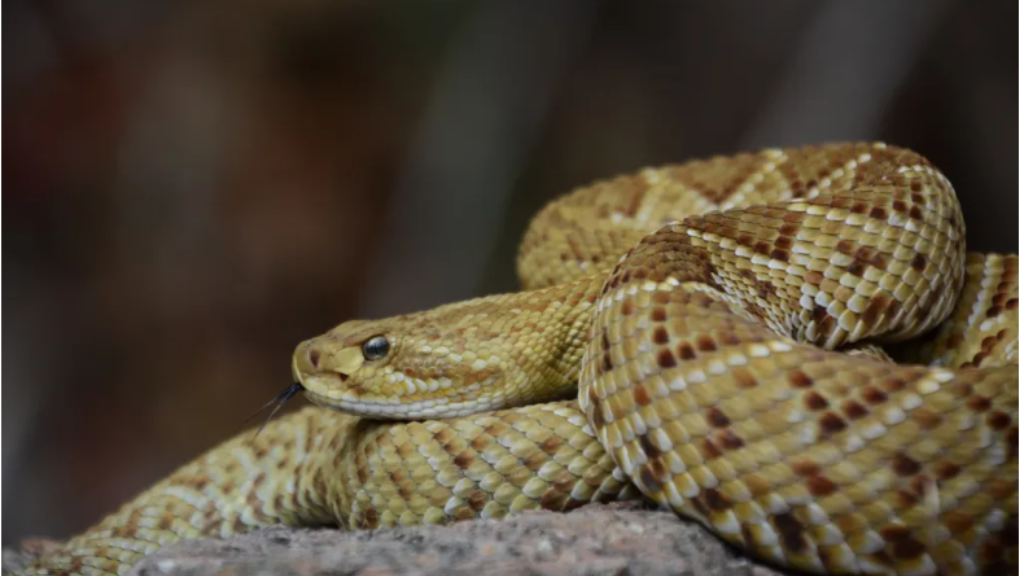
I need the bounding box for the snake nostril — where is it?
[308,348,321,369]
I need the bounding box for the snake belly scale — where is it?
[16,143,1017,576]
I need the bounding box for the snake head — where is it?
[291,295,583,420]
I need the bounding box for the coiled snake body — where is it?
[18,143,1017,576]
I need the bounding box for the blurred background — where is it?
[4,0,1017,542]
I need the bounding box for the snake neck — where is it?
[474,274,608,406]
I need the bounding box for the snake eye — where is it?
[361,335,390,361]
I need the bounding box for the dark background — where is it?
[4,1,1017,542]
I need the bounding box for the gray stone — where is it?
[128,502,795,576]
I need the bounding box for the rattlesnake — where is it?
[15,143,1017,576]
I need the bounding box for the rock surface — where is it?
[124,502,795,576]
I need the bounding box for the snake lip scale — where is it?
[16,142,1017,576]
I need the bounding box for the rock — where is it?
[3,537,64,574]
[130,502,795,576]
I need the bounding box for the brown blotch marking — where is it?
[678,343,696,360]
[433,428,454,444]
[911,254,927,272]
[850,202,868,215]
[696,335,717,352]
[706,407,731,428]
[753,241,771,256]
[892,453,921,476]
[988,478,1015,500]
[1007,297,1019,310]
[688,493,710,519]
[700,438,723,460]
[602,352,614,373]
[657,349,677,369]
[651,306,667,322]
[882,375,906,392]
[774,236,793,249]
[880,525,926,560]
[551,474,576,495]
[773,512,807,553]
[621,298,635,316]
[892,200,907,214]
[484,422,509,437]
[362,507,380,529]
[811,304,829,323]
[967,395,992,412]
[540,487,566,510]
[733,367,757,389]
[718,429,745,450]
[1007,427,1018,455]
[841,400,869,420]
[806,474,838,496]
[653,291,671,305]
[780,223,799,236]
[819,412,847,435]
[987,411,1011,430]
[836,240,855,255]
[652,326,670,345]
[639,466,662,494]
[791,460,821,476]
[862,294,891,330]
[804,271,824,286]
[539,435,562,455]
[588,389,606,428]
[638,433,662,459]
[854,245,874,262]
[908,206,923,221]
[703,488,730,511]
[869,207,888,220]
[741,525,756,548]
[634,385,653,407]
[864,385,888,403]
[911,407,942,429]
[934,461,961,481]
[804,391,829,411]
[897,490,920,508]
[950,381,973,397]
[846,261,866,277]
[788,369,813,388]
[180,476,210,490]
[770,249,790,262]
[869,253,888,268]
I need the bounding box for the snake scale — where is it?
[15,143,1017,576]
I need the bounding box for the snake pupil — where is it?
[362,335,390,360]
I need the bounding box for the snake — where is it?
[14,142,1017,576]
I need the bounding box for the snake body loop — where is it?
[18,143,1017,576]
